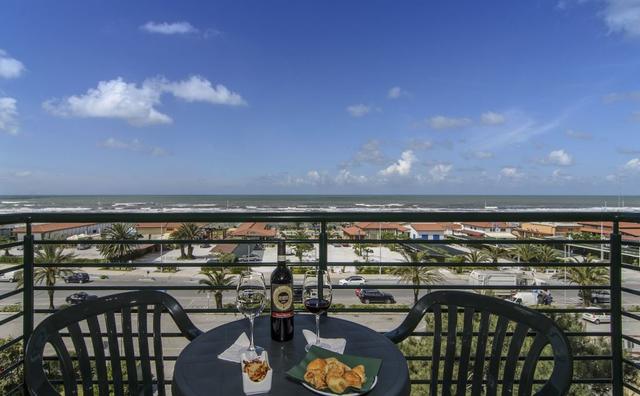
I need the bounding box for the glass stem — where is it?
[315,313,321,344]
[249,316,256,351]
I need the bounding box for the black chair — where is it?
[385,291,573,396]
[25,290,203,396]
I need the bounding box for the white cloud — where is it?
[13,170,31,177]
[603,91,640,103]
[387,86,407,99]
[346,104,371,117]
[141,21,198,35]
[409,139,433,150]
[552,169,573,181]
[160,76,246,106]
[379,150,415,176]
[352,140,385,165]
[468,150,494,159]
[565,129,592,140]
[624,158,640,170]
[429,164,452,182]
[43,76,246,126]
[335,169,368,185]
[99,137,167,156]
[0,97,18,135]
[500,167,524,180]
[543,149,573,166]
[602,0,640,37]
[0,50,25,79]
[43,78,170,126]
[480,111,505,125]
[428,115,472,130]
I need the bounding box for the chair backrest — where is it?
[25,290,202,396]
[385,291,572,396]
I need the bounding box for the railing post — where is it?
[610,220,623,395]
[23,219,34,392]
[318,222,328,301]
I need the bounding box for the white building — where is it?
[407,223,446,240]
[13,223,111,241]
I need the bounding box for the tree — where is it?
[483,245,508,263]
[561,256,609,307]
[536,245,559,263]
[510,244,538,263]
[199,267,234,309]
[171,223,203,259]
[394,248,444,304]
[98,223,138,267]
[292,230,314,263]
[353,243,374,262]
[18,245,74,310]
[462,249,489,264]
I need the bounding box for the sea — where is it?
[0,195,638,214]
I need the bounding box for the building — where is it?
[13,223,110,241]
[406,223,447,240]
[578,221,640,241]
[229,222,277,239]
[460,222,515,233]
[135,222,183,239]
[347,222,409,239]
[516,222,582,238]
[341,226,366,239]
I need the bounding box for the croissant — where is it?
[326,374,349,393]
[307,358,327,372]
[343,370,363,389]
[304,369,327,390]
[352,364,366,383]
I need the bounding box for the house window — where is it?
[421,234,428,240]
[433,234,440,240]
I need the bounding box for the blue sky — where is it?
[1,0,640,195]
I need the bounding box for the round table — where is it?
[172,315,410,396]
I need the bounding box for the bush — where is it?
[0,304,21,312]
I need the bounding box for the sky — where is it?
[1,0,640,195]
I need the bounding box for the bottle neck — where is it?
[277,254,287,267]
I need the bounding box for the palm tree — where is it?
[98,223,138,267]
[483,245,508,263]
[292,230,314,263]
[561,255,609,307]
[171,223,203,259]
[510,244,538,264]
[198,267,234,309]
[394,248,444,304]
[18,246,75,310]
[536,245,559,263]
[462,249,489,264]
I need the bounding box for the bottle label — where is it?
[271,284,293,318]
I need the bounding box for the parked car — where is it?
[590,290,611,304]
[582,311,611,325]
[355,288,364,298]
[65,292,98,305]
[76,243,92,250]
[200,243,211,248]
[0,270,21,282]
[238,254,262,263]
[64,272,90,283]
[339,276,366,286]
[293,286,303,303]
[206,257,219,264]
[358,289,395,304]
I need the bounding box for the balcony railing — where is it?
[0,211,639,395]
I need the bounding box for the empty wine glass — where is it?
[236,271,267,357]
[303,269,332,351]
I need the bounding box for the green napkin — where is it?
[286,346,382,394]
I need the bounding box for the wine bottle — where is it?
[271,241,294,341]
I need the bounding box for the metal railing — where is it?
[0,211,639,395]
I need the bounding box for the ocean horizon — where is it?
[0,194,638,214]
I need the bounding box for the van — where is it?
[0,270,21,282]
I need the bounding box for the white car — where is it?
[582,312,611,325]
[339,276,366,286]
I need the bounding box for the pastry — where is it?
[302,357,367,393]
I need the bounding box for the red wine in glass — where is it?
[304,298,331,314]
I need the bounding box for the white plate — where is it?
[301,376,377,396]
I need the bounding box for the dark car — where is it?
[64,272,90,283]
[590,290,611,304]
[293,286,303,303]
[65,291,98,305]
[358,289,395,304]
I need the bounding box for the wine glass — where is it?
[236,271,267,357]
[303,269,332,351]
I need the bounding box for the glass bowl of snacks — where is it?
[241,351,272,395]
